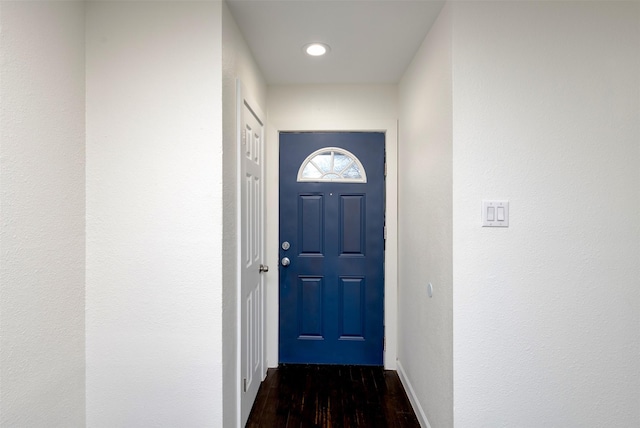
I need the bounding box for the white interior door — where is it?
[238,81,266,426]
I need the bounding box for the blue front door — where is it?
[279,132,385,366]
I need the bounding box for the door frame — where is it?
[265,120,398,370]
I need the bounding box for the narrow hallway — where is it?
[246,365,420,427]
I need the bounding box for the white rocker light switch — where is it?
[482,200,509,227]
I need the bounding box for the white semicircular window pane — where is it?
[297,147,367,183]
[333,154,352,172]
[302,163,322,179]
[313,154,332,173]
[343,164,362,179]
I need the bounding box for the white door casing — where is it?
[265,119,398,370]
[238,80,266,426]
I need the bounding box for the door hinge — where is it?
[384,226,387,240]
[242,129,247,145]
[243,378,247,393]
[384,162,387,177]
[383,336,386,351]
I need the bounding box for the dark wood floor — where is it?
[246,365,420,428]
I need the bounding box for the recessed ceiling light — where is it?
[304,43,330,57]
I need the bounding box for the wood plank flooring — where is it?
[246,365,420,428]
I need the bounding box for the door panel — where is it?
[279,132,385,366]
[299,276,324,337]
[339,277,365,338]
[340,195,365,254]
[299,195,324,254]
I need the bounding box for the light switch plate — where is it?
[482,200,509,227]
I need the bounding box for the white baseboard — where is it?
[396,360,432,428]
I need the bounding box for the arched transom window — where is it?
[297,147,367,183]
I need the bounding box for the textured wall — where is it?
[0,2,86,426]
[85,2,224,426]
[221,3,267,427]
[398,4,452,428]
[452,2,640,426]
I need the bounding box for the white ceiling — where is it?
[226,0,446,85]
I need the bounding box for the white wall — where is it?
[221,3,267,427]
[452,2,640,426]
[266,85,399,369]
[0,2,86,426]
[85,2,224,426]
[398,4,452,428]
